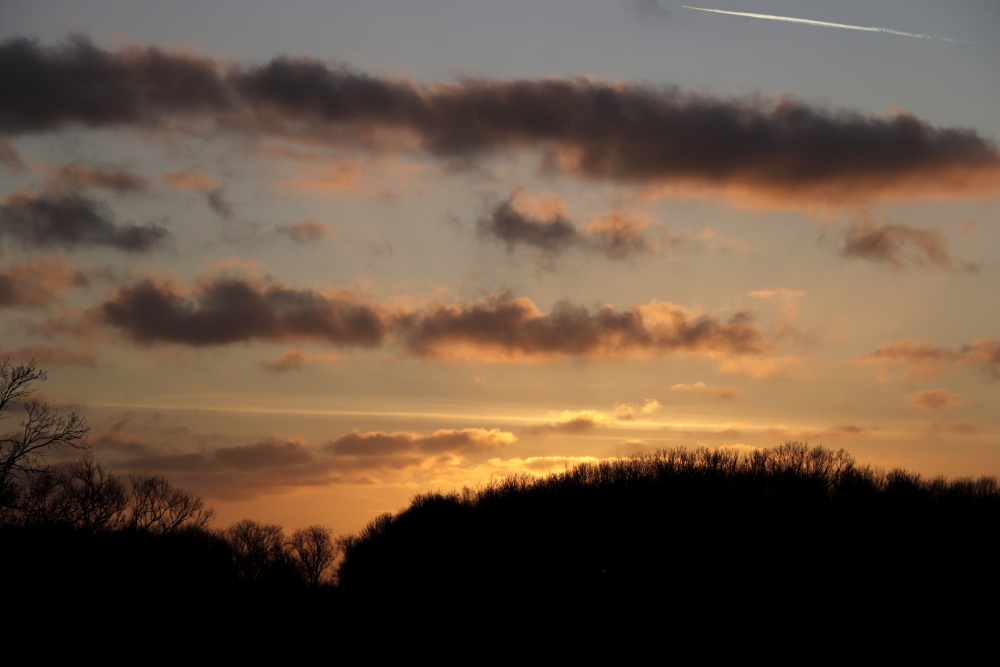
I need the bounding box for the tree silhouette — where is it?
[288,524,341,588]
[1,356,89,515]
[225,519,290,582]
[127,473,215,534]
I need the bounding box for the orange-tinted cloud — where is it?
[105,426,519,499]
[398,293,769,362]
[906,388,964,412]
[527,399,661,435]
[841,215,975,271]
[478,190,658,261]
[0,256,86,307]
[4,37,997,205]
[162,169,222,192]
[98,274,771,362]
[857,338,1000,381]
[670,381,743,399]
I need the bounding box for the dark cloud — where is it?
[3,36,997,203]
[478,192,652,261]
[325,428,516,473]
[97,273,768,363]
[213,437,317,470]
[0,256,86,307]
[398,292,768,361]
[0,35,229,134]
[106,428,516,500]
[0,190,169,252]
[48,163,149,193]
[206,187,234,218]
[841,216,975,271]
[480,195,579,255]
[100,276,390,346]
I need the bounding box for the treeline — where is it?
[336,443,1000,635]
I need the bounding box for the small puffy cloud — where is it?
[670,382,743,399]
[0,256,86,308]
[477,190,663,263]
[0,191,169,252]
[841,215,974,271]
[906,388,964,412]
[325,428,517,473]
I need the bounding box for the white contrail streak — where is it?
[683,6,963,42]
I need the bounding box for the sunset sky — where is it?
[2,0,998,533]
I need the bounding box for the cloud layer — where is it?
[4,36,998,204]
[94,274,770,363]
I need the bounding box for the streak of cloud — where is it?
[3,36,997,206]
[683,6,969,43]
[96,273,771,363]
[857,337,1000,381]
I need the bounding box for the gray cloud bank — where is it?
[3,36,998,202]
[94,274,769,362]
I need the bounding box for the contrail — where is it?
[684,6,964,43]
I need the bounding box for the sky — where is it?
[2,0,999,533]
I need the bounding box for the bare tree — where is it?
[288,524,341,588]
[128,473,215,534]
[224,519,289,582]
[1,357,90,513]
